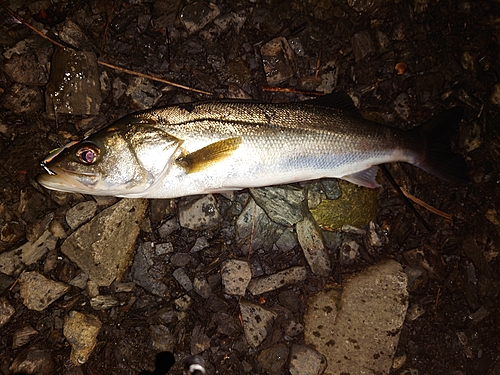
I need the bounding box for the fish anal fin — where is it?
[176,137,242,173]
[341,166,381,188]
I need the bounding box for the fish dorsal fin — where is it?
[341,166,381,188]
[305,92,359,113]
[176,137,242,173]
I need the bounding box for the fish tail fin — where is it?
[414,107,470,185]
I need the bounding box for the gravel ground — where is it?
[0,1,499,374]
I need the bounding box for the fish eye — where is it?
[76,144,100,164]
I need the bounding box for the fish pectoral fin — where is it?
[176,137,242,173]
[341,166,381,188]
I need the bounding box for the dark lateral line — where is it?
[380,164,433,232]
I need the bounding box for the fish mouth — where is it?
[36,166,100,194]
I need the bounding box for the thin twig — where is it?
[380,164,433,232]
[400,187,452,221]
[97,61,212,95]
[0,0,65,48]
[0,1,212,96]
[262,86,324,96]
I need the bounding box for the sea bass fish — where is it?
[37,93,468,198]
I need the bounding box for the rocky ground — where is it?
[0,0,499,374]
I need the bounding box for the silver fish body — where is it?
[37,94,468,198]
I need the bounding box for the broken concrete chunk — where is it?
[304,260,408,375]
[61,199,147,287]
[65,201,98,230]
[236,198,284,252]
[296,214,331,277]
[239,299,277,348]
[0,230,57,276]
[258,343,289,374]
[250,186,304,226]
[289,345,327,375]
[64,311,102,366]
[0,297,15,329]
[19,271,69,312]
[221,259,252,296]
[90,295,119,310]
[179,194,221,230]
[173,268,193,292]
[247,266,307,295]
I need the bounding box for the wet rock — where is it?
[46,47,102,116]
[236,198,285,252]
[65,201,98,230]
[351,30,376,62]
[4,52,49,85]
[125,77,161,109]
[0,230,57,276]
[191,325,211,355]
[158,218,180,238]
[304,260,408,375]
[19,271,69,311]
[221,259,252,296]
[250,186,304,226]
[296,214,331,277]
[240,299,278,348]
[131,242,168,297]
[0,297,15,329]
[338,239,359,266]
[90,295,119,310]
[275,228,299,251]
[284,320,304,338]
[190,236,209,252]
[69,272,89,289]
[247,266,308,295]
[180,2,220,34]
[193,274,211,298]
[151,325,175,352]
[110,281,136,293]
[155,242,174,255]
[261,37,296,86]
[214,11,246,35]
[394,92,411,120]
[57,19,97,52]
[171,252,192,267]
[316,60,340,94]
[12,325,39,349]
[490,83,500,106]
[173,268,193,292]
[348,0,387,12]
[0,83,44,114]
[179,194,221,230]
[64,311,102,365]
[257,343,289,374]
[289,345,327,375]
[310,180,379,231]
[9,344,54,375]
[406,302,426,321]
[61,199,147,287]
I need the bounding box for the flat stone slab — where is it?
[19,272,69,311]
[61,199,147,287]
[304,260,408,375]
